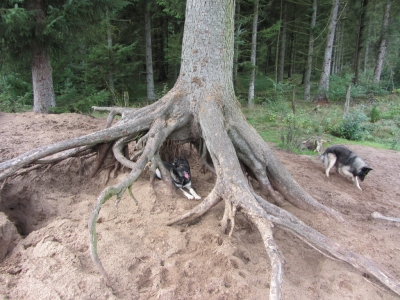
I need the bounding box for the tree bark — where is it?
[31,42,56,113]
[233,0,240,88]
[304,0,317,101]
[313,0,340,102]
[248,0,259,107]
[27,0,56,113]
[144,0,155,101]
[373,0,391,84]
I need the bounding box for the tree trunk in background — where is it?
[363,21,372,76]
[313,0,340,102]
[277,0,287,83]
[107,9,115,103]
[265,45,271,74]
[287,5,296,80]
[26,0,56,113]
[331,19,339,75]
[248,0,259,107]
[145,0,155,101]
[304,0,317,101]
[338,15,346,74]
[287,32,294,80]
[31,42,56,113]
[353,0,368,84]
[373,0,391,84]
[156,15,168,82]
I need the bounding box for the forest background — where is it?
[1,0,399,150]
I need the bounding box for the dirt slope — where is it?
[0,112,400,300]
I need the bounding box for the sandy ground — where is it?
[0,111,400,300]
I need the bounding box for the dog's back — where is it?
[321,145,358,167]
[320,145,372,189]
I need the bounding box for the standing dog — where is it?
[320,145,372,190]
[156,157,201,200]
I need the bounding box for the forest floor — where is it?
[0,111,400,300]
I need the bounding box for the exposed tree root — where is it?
[371,212,400,223]
[252,217,283,300]
[166,188,222,226]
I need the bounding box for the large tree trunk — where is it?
[233,0,240,88]
[304,0,317,101]
[248,0,259,107]
[144,0,155,101]
[1,0,400,298]
[27,0,56,113]
[313,0,340,102]
[373,0,391,84]
[31,42,56,113]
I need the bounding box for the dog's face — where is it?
[173,157,191,180]
[357,167,372,181]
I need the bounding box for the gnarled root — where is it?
[167,188,222,226]
[251,217,283,300]
[219,199,238,237]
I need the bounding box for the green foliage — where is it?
[0,74,32,112]
[330,109,370,141]
[157,0,186,18]
[279,112,300,151]
[327,73,390,103]
[155,83,169,100]
[369,105,381,123]
[50,87,110,114]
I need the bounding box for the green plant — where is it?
[0,74,32,112]
[370,105,381,123]
[332,109,369,141]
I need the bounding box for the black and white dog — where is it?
[320,145,372,190]
[155,157,201,200]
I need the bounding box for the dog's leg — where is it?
[187,187,201,200]
[341,168,362,191]
[179,188,195,200]
[325,154,336,177]
[354,176,362,191]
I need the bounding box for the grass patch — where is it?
[243,93,400,152]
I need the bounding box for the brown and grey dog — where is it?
[320,145,372,190]
[156,157,201,200]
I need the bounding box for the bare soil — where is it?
[0,111,400,300]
